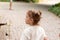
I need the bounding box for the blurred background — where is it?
[0,0,60,40]
[0,0,38,3]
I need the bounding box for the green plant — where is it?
[0,0,9,2]
[23,0,39,3]
[49,3,60,17]
[32,0,39,3]
[23,0,31,2]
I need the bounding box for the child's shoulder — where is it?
[38,26,44,30]
[22,26,33,36]
[37,26,45,33]
[24,25,44,32]
[24,26,33,32]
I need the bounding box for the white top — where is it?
[20,25,47,40]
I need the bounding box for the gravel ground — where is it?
[0,2,60,40]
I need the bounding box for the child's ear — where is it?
[27,10,32,16]
[38,11,42,16]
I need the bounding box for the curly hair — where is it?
[27,10,42,25]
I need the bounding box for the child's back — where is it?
[20,25,46,40]
[20,10,48,40]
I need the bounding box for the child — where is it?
[9,0,12,10]
[20,10,48,40]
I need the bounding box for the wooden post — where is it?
[9,0,12,10]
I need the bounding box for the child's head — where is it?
[25,10,42,25]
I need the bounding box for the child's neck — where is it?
[30,24,39,26]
